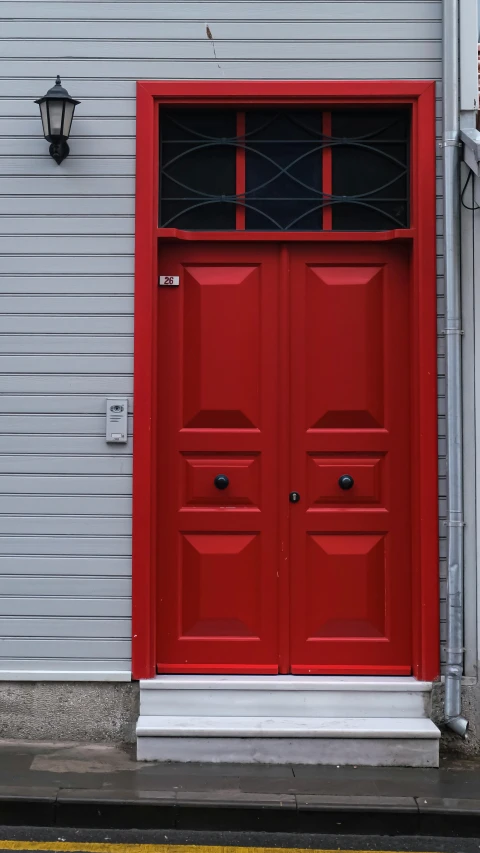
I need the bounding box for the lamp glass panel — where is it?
[39,101,49,138]
[62,101,75,137]
[47,100,65,136]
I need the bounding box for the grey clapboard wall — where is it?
[0,0,444,678]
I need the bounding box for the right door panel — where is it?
[288,243,412,673]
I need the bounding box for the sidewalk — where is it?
[1,739,480,835]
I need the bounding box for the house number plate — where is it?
[159,275,180,286]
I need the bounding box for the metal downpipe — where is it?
[443,0,468,737]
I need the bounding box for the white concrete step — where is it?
[139,675,433,719]
[136,715,440,738]
[137,675,440,766]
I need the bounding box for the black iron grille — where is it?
[159,107,410,231]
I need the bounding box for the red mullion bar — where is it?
[236,111,246,230]
[322,111,333,231]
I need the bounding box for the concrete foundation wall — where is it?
[0,680,478,756]
[0,682,139,743]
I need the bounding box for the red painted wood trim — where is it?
[236,111,246,230]
[133,79,439,682]
[158,663,279,674]
[278,244,291,673]
[322,111,333,230]
[157,228,415,242]
[410,82,439,682]
[132,83,158,679]
[138,80,433,100]
[292,666,413,675]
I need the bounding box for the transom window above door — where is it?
[158,107,410,231]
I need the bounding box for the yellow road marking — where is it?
[0,845,442,853]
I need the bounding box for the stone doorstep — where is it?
[135,734,440,767]
[137,675,440,768]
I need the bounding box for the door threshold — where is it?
[143,674,432,691]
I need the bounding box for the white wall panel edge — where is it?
[0,670,132,681]
[460,158,478,677]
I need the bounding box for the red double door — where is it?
[156,240,412,675]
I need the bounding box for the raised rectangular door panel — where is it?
[305,265,385,430]
[180,532,262,638]
[156,243,280,672]
[288,244,412,674]
[182,264,261,429]
[307,455,383,506]
[306,533,387,639]
[182,454,261,507]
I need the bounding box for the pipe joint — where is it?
[445,663,463,680]
[446,715,469,738]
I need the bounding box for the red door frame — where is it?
[132,80,439,682]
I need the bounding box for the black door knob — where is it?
[214,474,229,490]
[338,475,354,490]
[289,491,301,503]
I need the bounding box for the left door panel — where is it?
[156,243,280,672]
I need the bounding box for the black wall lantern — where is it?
[35,76,80,165]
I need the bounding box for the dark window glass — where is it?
[158,107,410,231]
[159,109,237,229]
[331,109,410,230]
[244,110,323,230]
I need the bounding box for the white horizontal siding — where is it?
[0,456,132,474]
[1,21,443,40]
[0,597,130,617]
[0,335,132,354]
[2,578,131,597]
[0,138,134,156]
[0,318,132,334]
[0,297,133,312]
[0,338,133,355]
[1,258,133,275]
[0,496,131,514]
[0,639,130,655]
[0,476,132,494]
[0,436,131,453]
[0,520,130,535]
[0,278,133,293]
[0,60,442,77]
[0,377,133,393]
[0,100,137,118]
[0,396,134,413]
[0,3,442,21]
[0,198,134,215]
[0,218,134,235]
[0,665,131,680]
[0,41,443,60]
[0,0,444,679]
[0,356,133,372]
[0,556,131,575]
[0,617,129,636]
[0,537,130,556]
[0,178,135,194]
